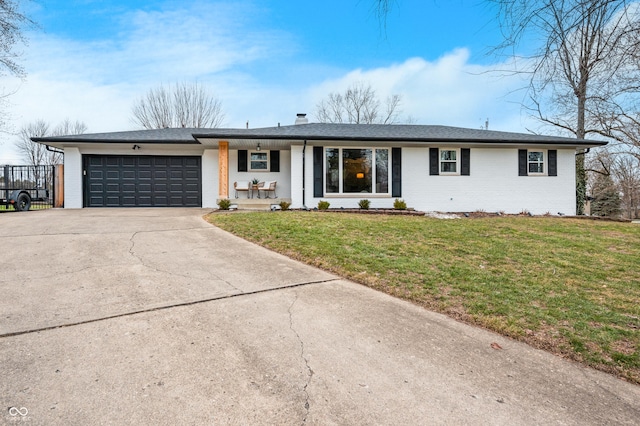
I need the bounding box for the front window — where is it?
[343,149,372,193]
[250,151,268,171]
[376,149,389,193]
[324,148,390,195]
[440,149,458,174]
[326,148,340,193]
[528,151,544,174]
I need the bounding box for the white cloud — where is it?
[0,3,537,164]
[307,49,534,132]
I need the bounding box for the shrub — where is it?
[318,200,330,210]
[217,199,232,210]
[279,201,291,211]
[358,199,370,210]
[393,198,407,210]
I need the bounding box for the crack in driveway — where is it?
[0,225,212,239]
[0,278,340,339]
[288,293,314,424]
[128,231,244,294]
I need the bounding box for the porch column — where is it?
[54,164,64,208]
[218,141,229,198]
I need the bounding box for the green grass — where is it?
[207,211,640,383]
[0,204,52,211]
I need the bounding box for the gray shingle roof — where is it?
[32,128,206,144]
[33,123,608,147]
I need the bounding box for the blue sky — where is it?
[0,0,534,163]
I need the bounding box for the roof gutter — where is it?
[46,145,64,155]
[191,134,607,147]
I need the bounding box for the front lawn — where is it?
[206,212,640,383]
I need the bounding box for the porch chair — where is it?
[260,181,277,198]
[234,181,250,198]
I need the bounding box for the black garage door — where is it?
[83,155,202,207]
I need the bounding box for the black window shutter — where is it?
[548,150,557,176]
[461,148,470,176]
[518,149,528,176]
[429,148,439,175]
[313,146,323,198]
[392,147,402,197]
[270,150,280,172]
[238,150,248,172]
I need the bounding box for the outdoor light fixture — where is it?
[356,172,364,179]
[132,144,141,150]
[256,143,261,151]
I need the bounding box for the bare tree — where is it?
[591,171,622,217]
[611,154,640,219]
[315,81,404,124]
[131,82,225,129]
[52,118,88,137]
[489,1,640,214]
[585,150,619,217]
[587,148,640,218]
[373,1,640,214]
[16,119,50,166]
[0,1,36,135]
[0,0,35,78]
[16,118,88,166]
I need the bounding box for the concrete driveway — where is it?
[1,208,638,425]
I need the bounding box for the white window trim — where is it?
[249,150,270,172]
[527,149,547,176]
[439,148,460,176]
[324,147,391,195]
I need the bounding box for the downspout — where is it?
[302,140,307,210]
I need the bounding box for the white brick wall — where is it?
[297,145,577,215]
[64,144,577,214]
[63,147,83,208]
[202,149,218,208]
[291,145,304,207]
[403,147,576,215]
[228,149,292,201]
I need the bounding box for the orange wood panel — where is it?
[218,141,229,198]
[55,164,64,208]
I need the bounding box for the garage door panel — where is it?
[106,195,122,206]
[122,183,136,193]
[138,170,152,180]
[84,155,201,207]
[105,157,119,166]
[122,157,136,166]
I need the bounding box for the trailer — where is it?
[1,165,55,211]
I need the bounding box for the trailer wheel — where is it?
[14,193,31,211]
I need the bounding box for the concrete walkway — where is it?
[1,208,638,425]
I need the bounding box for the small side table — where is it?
[250,184,261,198]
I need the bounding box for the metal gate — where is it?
[1,165,56,210]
